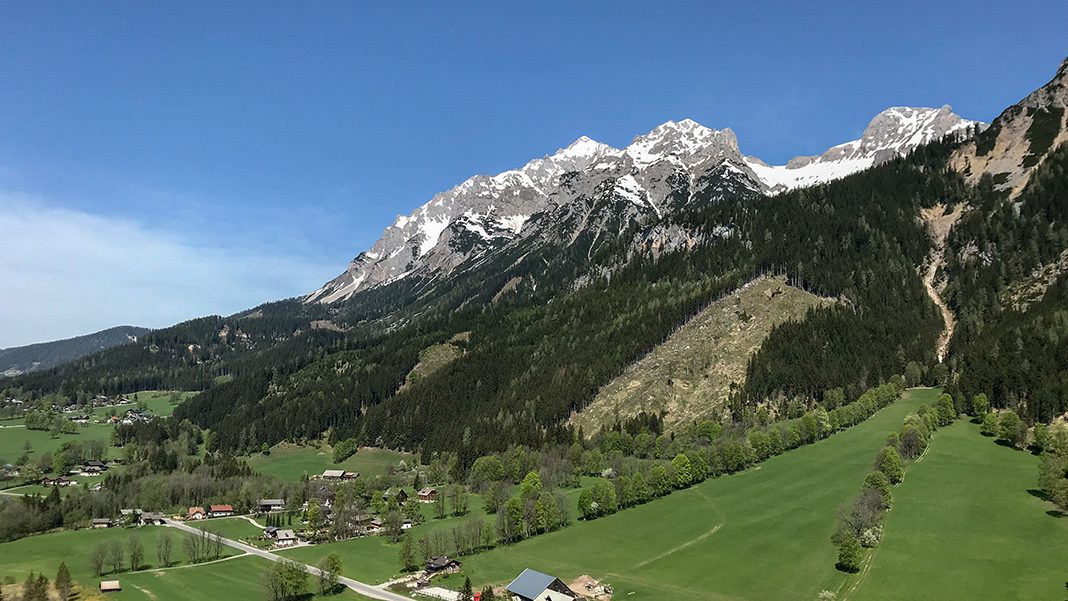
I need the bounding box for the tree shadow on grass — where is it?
[1045,509,1067,519]
[1027,489,1049,501]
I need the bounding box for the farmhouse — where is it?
[99,580,122,593]
[417,487,439,503]
[506,569,579,601]
[425,556,462,575]
[84,459,109,472]
[91,518,114,529]
[139,512,165,526]
[209,504,234,517]
[187,506,206,520]
[274,529,298,547]
[383,487,408,505]
[264,526,279,539]
[258,498,285,512]
[320,469,358,480]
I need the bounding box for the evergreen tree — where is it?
[55,562,72,600]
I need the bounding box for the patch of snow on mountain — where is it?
[419,215,452,255]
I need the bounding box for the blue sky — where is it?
[1,1,1066,347]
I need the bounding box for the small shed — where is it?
[99,580,122,592]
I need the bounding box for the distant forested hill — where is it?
[0,325,150,377]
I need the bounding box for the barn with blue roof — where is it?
[505,568,579,601]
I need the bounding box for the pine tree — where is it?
[55,562,72,600]
[459,576,473,601]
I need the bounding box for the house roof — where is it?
[188,506,205,514]
[418,487,437,495]
[507,569,562,600]
[99,580,121,591]
[276,529,296,539]
[92,518,113,524]
[426,556,460,570]
[259,498,285,505]
[209,504,233,512]
[141,512,164,520]
[264,526,279,534]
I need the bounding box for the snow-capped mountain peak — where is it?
[625,119,740,168]
[308,106,982,304]
[746,105,982,193]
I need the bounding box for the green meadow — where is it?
[450,388,939,600]
[247,444,415,482]
[846,418,1068,601]
[0,422,115,463]
[0,525,237,585]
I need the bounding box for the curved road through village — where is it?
[163,519,412,601]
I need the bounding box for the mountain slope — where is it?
[571,276,833,432]
[310,108,980,303]
[0,326,150,377]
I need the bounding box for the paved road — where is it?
[164,519,412,601]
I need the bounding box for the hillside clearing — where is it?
[572,276,832,432]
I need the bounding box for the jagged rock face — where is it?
[951,58,1068,196]
[310,105,983,304]
[746,106,982,193]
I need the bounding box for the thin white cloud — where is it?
[0,194,339,348]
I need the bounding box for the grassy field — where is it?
[278,477,596,584]
[114,555,376,601]
[247,445,416,482]
[0,525,237,585]
[0,421,115,464]
[845,418,1068,601]
[0,390,195,465]
[189,516,266,543]
[450,388,938,600]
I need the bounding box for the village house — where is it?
[99,580,121,593]
[208,504,234,518]
[367,517,384,534]
[187,506,206,520]
[91,517,114,529]
[417,487,439,503]
[505,569,579,601]
[82,459,109,475]
[257,498,285,512]
[319,469,358,480]
[425,556,462,575]
[274,529,298,548]
[263,526,279,539]
[382,487,408,505]
[139,512,165,526]
[41,476,74,487]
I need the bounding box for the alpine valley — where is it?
[10,59,1068,463]
[5,38,1068,601]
